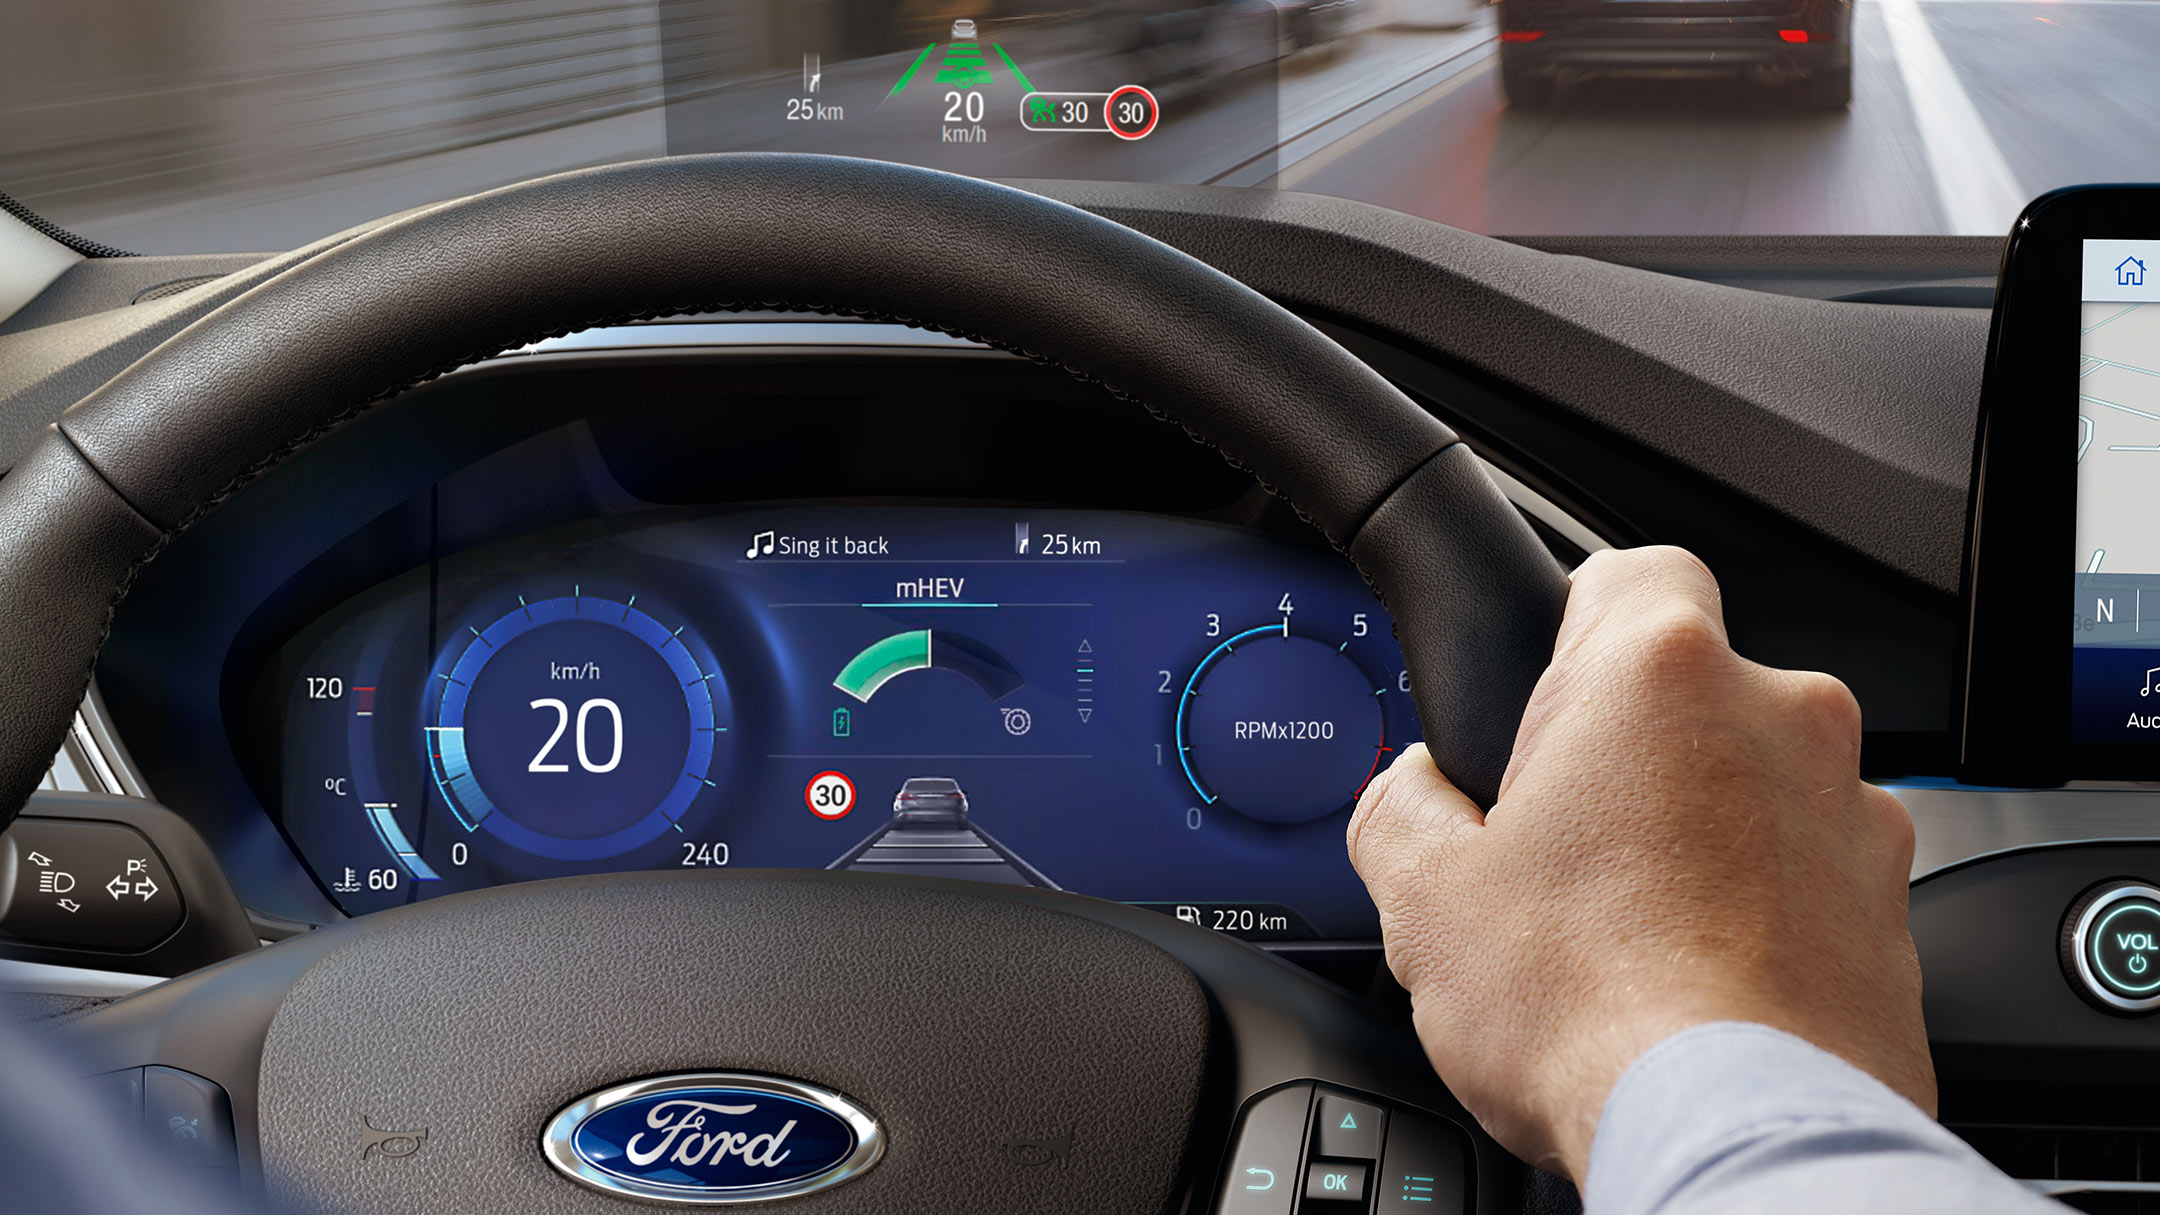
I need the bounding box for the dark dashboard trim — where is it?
[1,185,1993,596]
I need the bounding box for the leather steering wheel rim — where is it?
[1,155,1575,1215]
[0,153,1566,825]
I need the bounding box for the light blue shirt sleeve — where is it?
[1584,1021,2065,1215]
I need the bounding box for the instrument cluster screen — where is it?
[279,507,1418,939]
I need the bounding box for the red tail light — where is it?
[1501,30,1546,42]
[1777,28,1809,42]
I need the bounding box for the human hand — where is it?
[1347,546,1931,1181]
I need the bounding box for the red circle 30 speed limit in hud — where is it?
[15,0,2160,1213]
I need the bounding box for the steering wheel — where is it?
[0,156,1567,1214]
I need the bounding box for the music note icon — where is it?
[746,530,776,560]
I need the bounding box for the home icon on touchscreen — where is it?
[2119,257,2147,287]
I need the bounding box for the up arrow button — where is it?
[1314,1091,1386,1161]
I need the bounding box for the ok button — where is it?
[1303,1160,1369,1206]
[2067,883,2160,1013]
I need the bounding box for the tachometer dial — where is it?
[1174,621,1386,824]
[427,590,731,862]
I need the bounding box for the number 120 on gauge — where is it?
[1020,86,1159,141]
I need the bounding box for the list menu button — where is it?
[1375,1111,1471,1213]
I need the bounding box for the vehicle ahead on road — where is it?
[951,17,977,39]
[892,777,971,828]
[1495,0,1852,108]
[11,2,2160,1213]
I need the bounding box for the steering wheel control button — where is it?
[0,817,182,951]
[2063,881,2160,1013]
[1374,1111,1472,1212]
[1302,1160,1370,1206]
[144,1066,237,1168]
[1314,1090,1387,1160]
[1215,1082,1314,1215]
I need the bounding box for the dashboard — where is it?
[272,454,1418,940]
[21,178,2160,1209]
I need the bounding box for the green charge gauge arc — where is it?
[833,629,1023,702]
[427,590,729,862]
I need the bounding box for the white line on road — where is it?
[1878,0,2026,235]
[1264,54,1497,190]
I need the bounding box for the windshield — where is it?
[0,0,2108,252]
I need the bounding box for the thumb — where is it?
[1347,742,1485,917]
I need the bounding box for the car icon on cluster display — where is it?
[952,18,977,40]
[893,777,970,828]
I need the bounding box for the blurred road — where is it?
[1261,0,2160,236]
[16,0,2159,250]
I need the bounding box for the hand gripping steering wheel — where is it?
[0,156,1567,1214]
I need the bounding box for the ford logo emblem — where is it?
[541,1072,883,1204]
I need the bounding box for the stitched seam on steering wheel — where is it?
[72,300,1386,717]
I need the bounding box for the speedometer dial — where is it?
[428,590,730,862]
[278,506,1424,938]
[1174,621,1388,824]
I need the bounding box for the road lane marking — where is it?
[1262,52,1498,190]
[1878,0,2025,234]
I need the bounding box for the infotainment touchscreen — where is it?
[1959,185,2160,784]
[2073,239,2160,739]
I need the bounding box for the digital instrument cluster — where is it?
[280,508,1417,939]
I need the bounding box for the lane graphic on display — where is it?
[281,507,1414,936]
[828,776,1058,889]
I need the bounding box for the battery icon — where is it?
[1015,522,1030,555]
[832,707,852,738]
